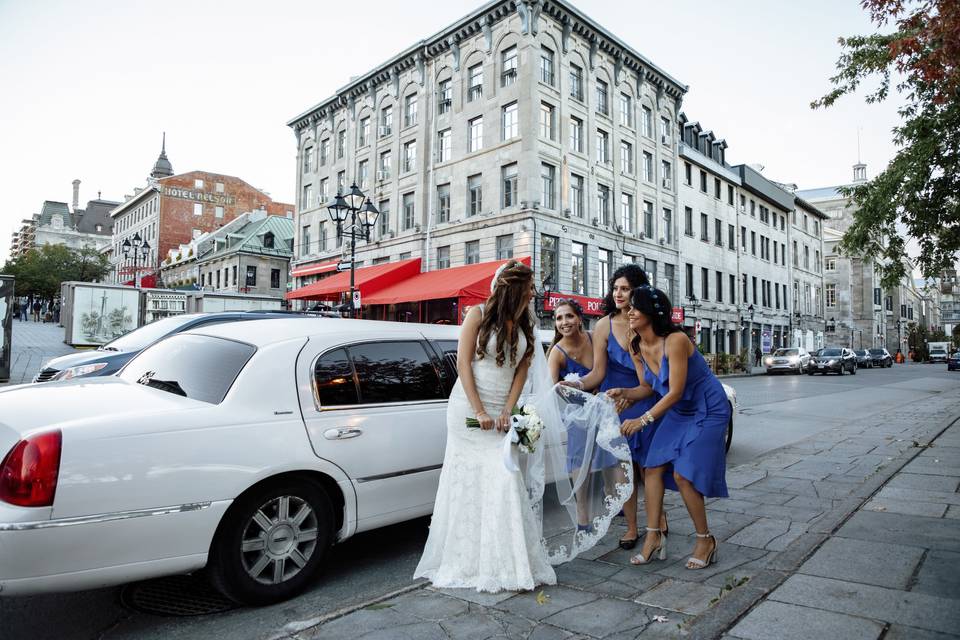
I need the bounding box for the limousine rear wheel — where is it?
[208,479,334,605]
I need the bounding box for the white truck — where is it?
[928,341,950,363]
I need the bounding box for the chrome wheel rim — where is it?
[240,495,319,585]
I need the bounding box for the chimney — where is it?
[72,179,81,210]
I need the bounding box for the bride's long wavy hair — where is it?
[477,260,535,367]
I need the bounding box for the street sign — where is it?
[352,290,361,309]
[671,307,684,323]
[694,320,701,334]
[336,261,352,272]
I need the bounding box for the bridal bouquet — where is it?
[466,405,544,454]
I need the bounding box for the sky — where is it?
[0,0,904,265]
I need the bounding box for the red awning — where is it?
[291,259,339,278]
[363,257,531,307]
[286,258,421,301]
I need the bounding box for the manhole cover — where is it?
[121,574,238,617]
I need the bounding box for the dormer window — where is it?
[263,232,275,249]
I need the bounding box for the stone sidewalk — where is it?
[284,388,960,640]
[1,318,77,385]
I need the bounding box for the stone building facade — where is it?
[288,0,686,326]
[790,196,827,350]
[10,180,117,259]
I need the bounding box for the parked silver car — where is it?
[764,347,811,375]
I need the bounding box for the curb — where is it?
[681,408,960,640]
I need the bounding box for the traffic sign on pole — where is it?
[352,290,361,309]
[337,261,352,272]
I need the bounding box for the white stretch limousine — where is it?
[0,319,735,604]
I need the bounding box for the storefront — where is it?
[285,258,422,307]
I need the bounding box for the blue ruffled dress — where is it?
[598,336,658,466]
[640,344,729,498]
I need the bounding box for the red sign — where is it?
[671,307,684,323]
[543,292,606,317]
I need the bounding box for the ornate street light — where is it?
[535,275,554,318]
[326,184,379,318]
[122,232,151,288]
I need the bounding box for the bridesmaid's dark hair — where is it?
[477,260,535,367]
[629,285,684,354]
[603,264,649,316]
[550,298,586,349]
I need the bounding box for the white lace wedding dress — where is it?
[413,328,557,593]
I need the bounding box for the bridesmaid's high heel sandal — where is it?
[686,532,718,570]
[630,528,667,565]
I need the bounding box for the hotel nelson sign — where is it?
[161,187,236,206]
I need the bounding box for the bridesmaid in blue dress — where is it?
[619,285,729,570]
[568,264,661,549]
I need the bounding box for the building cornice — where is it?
[287,0,687,132]
[110,186,159,218]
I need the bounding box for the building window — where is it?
[437,183,450,223]
[465,240,480,264]
[597,184,611,225]
[358,159,369,189]
[195,179,204,189]
[804,245,810,269]
[643,151,653,182]
[641,106,652,137]
[215,182,224,193]
[378,200,390,236]
[660,116,671,143]
[496,234,513,259]
[826,284,837,307]
[596,79,609,115]
[380,105,393,137]
[540,46,555,85]
[402,192,415,230]
[716,271,724,303]
[403,140,416,173]
[436,129,451,163]
[598,249,612,294]
[570,173,584,218]
[645,258,658,289]
[620,193,635,234]
[700,170,708,193]
[502,102,519,140]
[437,79,452,114]
[572,242,586,295]
[684,206,694,236]
[620,141,634,174]
[403,94,418,128]
[319,221,327,251]
[303,146,313,173]
[319,139,329,165]
[337,130,346,158]
[700,213,709,242]
[541,234,558,286]
[728,184,734,205]
[215,206,224,219]
[468,174,482,216]
[436,245,450,269]
[301,225,311,254]
[570,116,583,152]
[501,46,518,87]
[541,163,556,209]
[468,63,483,101]
[685,263,694,298]
[715,218,723,246]
[596,129,609,163]
[643,200,655,238]
[826,256,837,271]
[663,208,672,244]
[685,162,692,186]
[539,102,555,140]
[661,161,672,188]
[701,267,710,301]
[569,63,583,101]
[468,116,483,152]
[502,164,518,208]
[271,269,281,289]
[378,152,392,181]
[619,92,633,127]
[714,178,721,199]
[194,202,203,216]
[751,231,757,255]
[358,117,370,146]
[245,265,257,287]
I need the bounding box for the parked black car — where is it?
[868,347,894,368]
[948,352,960,371]
[33,311,325,382]
[808,347,857,375]
[853,349,874,368]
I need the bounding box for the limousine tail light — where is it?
[0,430,62,507]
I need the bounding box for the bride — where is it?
[414,260,556,592]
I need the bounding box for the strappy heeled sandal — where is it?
[630,527,667,565]
[686,532,718,570]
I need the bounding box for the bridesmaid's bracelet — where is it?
[640,411,655,427]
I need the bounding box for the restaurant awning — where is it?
[291,259,339,278]
[363,257,530,307]
[285,257,421,301]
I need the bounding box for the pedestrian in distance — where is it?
[32,299,41,322]
[754,346,762,368]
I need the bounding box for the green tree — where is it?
[813,0,960,289]
[2,244,111,299]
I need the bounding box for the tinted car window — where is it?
[120,334,255,404]
[869,349,886,355]
[820,349,842,356]
[314,348,359,406]
[349,341,444,403]
[105,314,206,351]
[773,348,798,356]
[434,340,460,379]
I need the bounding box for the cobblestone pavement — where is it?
[287,386,960,640]
[1,318,78,385]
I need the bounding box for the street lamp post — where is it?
[745,303,756,366]
[121,232,151,288]
[686,294,700,342]
[326,183,380,319]
[534,275,554,320]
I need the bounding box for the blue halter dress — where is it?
[639,341,729,498]
[598,334,659,466]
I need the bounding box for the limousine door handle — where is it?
[323,428,363,440]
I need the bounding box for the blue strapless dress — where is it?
[598,336,658,466]
[640,347,729,498]
[557,344,620,472]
